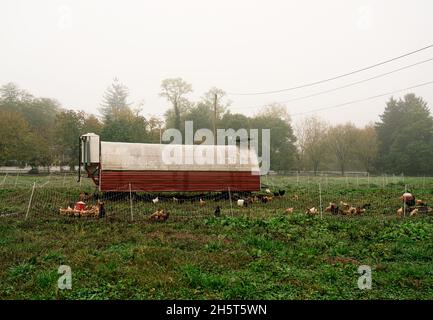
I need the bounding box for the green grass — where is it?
[1,175,433,299]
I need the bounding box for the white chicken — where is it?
[306,207,318,215]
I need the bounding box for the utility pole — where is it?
[213,93,217,145]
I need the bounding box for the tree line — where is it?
[1,78,432,175]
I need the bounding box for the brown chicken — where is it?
[416,199,427,206]
[355,207,365,215]
[409,208,418,217]
[150,209,169,222]
[396,207,404,217]
[261,195,273,203]
[324,202,339,215]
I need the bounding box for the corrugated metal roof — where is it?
[101,142,260,172]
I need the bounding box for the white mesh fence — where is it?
[1,173,433,222]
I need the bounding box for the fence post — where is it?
[1,173,8,187]
[403,184,407,218]
[319,183,323,219]
[25,182,36,220]
[129,183,134,222]
[14,172,19,187]
[228,186,233,216]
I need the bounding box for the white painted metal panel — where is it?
[89,134,100,163]
[100,141,259,172]
[81,133,100,164]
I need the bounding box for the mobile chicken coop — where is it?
[78,133,261,192]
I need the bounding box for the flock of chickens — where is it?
[59,202,103,218]
[396,199,433,217]
[59,188,432,221]
[150,188,379,220]
[149,189,285,222]
[296,201,369,216]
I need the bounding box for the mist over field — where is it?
[1,0,433,306]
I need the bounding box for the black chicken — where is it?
[214,206,221,217]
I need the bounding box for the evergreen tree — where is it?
[100,78,131,121]
[376,94,433,175]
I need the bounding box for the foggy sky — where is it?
[1,0,433,127]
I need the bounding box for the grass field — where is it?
[0,174,433,299]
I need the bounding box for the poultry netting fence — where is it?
[2,173,433,222]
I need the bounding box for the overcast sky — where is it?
[1,0,433,127]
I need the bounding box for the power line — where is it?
[227,43,433,96]
[230,57,433,110]
[289,80,433,117]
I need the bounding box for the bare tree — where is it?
[354,123,378,174]
[256,103,291,124]
[326,123,358,176]
[295,116,329,175]
[160,78,192,130]
[294,120,307,172]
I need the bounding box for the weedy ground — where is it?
[0,175,433,299]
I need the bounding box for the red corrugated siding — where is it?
[100,170,260,192]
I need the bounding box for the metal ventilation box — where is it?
[80,133,100,164]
